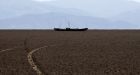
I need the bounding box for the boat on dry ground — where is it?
[54,28,88,31]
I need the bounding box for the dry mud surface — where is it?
[0,30,140,75]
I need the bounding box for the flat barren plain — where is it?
[0,30,140,75]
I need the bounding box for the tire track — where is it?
[28,44,58,75]
[0,47,18,53]
[27,46,48,75]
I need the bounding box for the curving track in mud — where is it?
[0,47,18,53]
[27,46,48,75]
[27,45,57,75]
[0,45,54,75]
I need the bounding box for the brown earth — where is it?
[0,30,140,75]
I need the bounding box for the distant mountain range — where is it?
[0,2,90,20]
[0,0,140,29]
[1,0,140,19]
[0,12,138,29]
[112,9,140,27]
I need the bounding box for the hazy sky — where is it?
[33,0,140,2]
[0,0,140,29]
[132,0,140,2]
[0,0,140,18]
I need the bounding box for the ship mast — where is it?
[67,21,71,28]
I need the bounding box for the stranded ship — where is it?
[54,28,88,31]
[54,22,88,31]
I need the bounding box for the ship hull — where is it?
[54,28,88,31]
